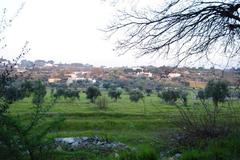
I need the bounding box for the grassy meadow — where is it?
[8,90,240,159]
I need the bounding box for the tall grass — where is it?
[119,146,158,160]
[95,95,109,109]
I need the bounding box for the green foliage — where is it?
[0,97,8,113]
[108,87,122,101]
[0,78,63,160]
[53,87,80,100]
[86,86,101,103]
[3,80,34,103]
[180,136,240,160]
[173,81,238,151]
[95,95,109,109]
[54,87,65,99]
[160,89,180,104]
[119,147,158,160]
[197,90,205,101]
[179,149,213,160]
[129,89,144,103]
[4,85,24,103]
[64,89,80,100]
[145,88,153,96]
[179,90,188,106]
[159,89,188,106]
[21,80,34,97]
[32,80,47,106]
[7,88,240,160]
[205,80,229,107]
[175,99,240,146]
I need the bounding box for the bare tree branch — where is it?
[105,0,240,66]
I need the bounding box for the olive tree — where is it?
[86,86,101,103]
[205,79,229,107]
[129,89,144,103]
[108,87,122,101]
[160,89,180,104]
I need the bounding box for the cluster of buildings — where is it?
[8,59,239,89]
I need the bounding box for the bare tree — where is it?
[105,0,240,65]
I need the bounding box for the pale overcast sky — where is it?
[0,0,238,68]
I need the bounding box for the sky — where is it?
[0,0,238,68]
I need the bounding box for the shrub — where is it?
[3,80,34,103]
[53,87,65,99]
[129,89,144,103]
[205,80,229,107]
[64,89,80,100]
[32,80,47,106]
[95,95,109,109]
[179,90,188,106]
[4,85,24,103]
[145,88,153,96]
[197,90,205,101]
[108,87,122,101]
[174,81,238,148]
[175,100,239,146]
[86,86,101,103]
[160,89,180,104]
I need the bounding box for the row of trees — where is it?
[86,86,146,104]
[158,80,230,107]
[53,79,231,108]
[51,88,80,100]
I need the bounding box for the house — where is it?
[168,73,181,78]
[137,71,153,78]
[48,78,61,83]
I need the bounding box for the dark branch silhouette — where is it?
[105,0,240,65]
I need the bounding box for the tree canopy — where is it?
[86,86,101,103]
[205,79,229,107]
[129,89,144,102]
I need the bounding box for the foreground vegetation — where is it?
[7,89,240,160]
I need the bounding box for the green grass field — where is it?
[8,91,240,159]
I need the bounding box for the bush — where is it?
[160,89,180,104]
[145,88,153,96]
[32,80,47,106]
[174,80,238,148]
[205,79,229,107]
[95,95,109,109]
[129,89,144,102]
[175,100,239,146]
[197,90,205,101]
[86,86,101,103]
[4,85,24,103]
[64,89,80,100]
[4,80,34,103]
[179,90,188,106]
[108,87,122,101]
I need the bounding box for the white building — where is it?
[168,73,181,78]
[48,78,61,83]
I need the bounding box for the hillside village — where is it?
[1,58,239,89]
